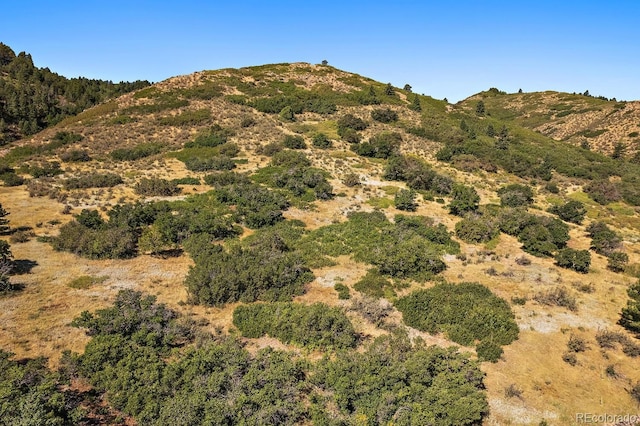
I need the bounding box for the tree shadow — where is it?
[12,259,38,275]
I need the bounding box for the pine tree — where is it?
[384,83,395,96]
[620,280,640,334]
[475,100,485,116]
[409,94,421,112]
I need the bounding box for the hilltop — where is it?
[1,61,640,425]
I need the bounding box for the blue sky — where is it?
[3,1,639,102]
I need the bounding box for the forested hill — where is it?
[0,42,150,144]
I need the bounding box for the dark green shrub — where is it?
[353,269,395,298]
[587,221,622,256]
[184,124,232,148]
[172,176,201,185]
[497,184,534,207]
[270,150,312,168]
[396,282,518,359]
[619,280,640,335]
[65,173,123,189]
[555,248,591,273]
[0,173,24,186]
[29,162,62,178]
[184,237,313,306]
[353,131,402,159]
[370,107,398,123]
[279,105,295,121]
[607,251,629,272]
[334,283,351,299]
[184,156,236,172]
[233,302,357,349]
[549,200,586,224]
[477,340,504,363]
[76,209,105,229]
[60,149,91,162]
[449,184,480,216]
[203,171,251,186]
[282,134,306,149]
[337,114,367,134]
[134,178,181,196]
[394,189,417,211]
[313,332,488,425]
[312,133,332,149]
[110,143,162,161]
[455,216,499,243]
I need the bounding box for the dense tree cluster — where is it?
[185,231,313,306]
[233,302,357,349]
[0,42,149,143]
[302,212,458,279]
[396,282,519,361]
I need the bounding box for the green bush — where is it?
[282,134,306,149]
[157,108,211,126]
[65,173,123,189]
[555,248,591,273]
[313,332,488,425]
[396,282,519,360]
[353,132,401,159]
[619,280,640,335]
[449,184,480,216]
[233,302,357,349]
[455,215,499,243]
[184,236,313,306]
[587,221,622,256]
[184,124,232,148]
[549,200,586,224]
[497,184,534,207]
[312,133,332,149]
[607,251,629,273]
[0,173,24,186]
[110,143,163,161]
[394,188,418,211]
[60,149,91,162]
[300,212,457,278]
[134,178,181,196]
[184,155,236,172]
[334,283,351,299]
[370,107,398,123]
[353,269,395,298]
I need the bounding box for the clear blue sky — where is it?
[3,1,639,102]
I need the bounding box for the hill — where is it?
[1,62,640,424]
[0,42,150,144]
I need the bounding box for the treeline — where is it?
[0,42,149,142]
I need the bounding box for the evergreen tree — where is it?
[486,124,495,137]
[409,94,421,111]
[475,100,486,116]
[620,280,640,334]
[384,83,395,96]
[403,84,412,92]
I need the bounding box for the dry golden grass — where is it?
[3,65,640,424]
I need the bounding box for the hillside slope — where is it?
[1,62,640,425]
